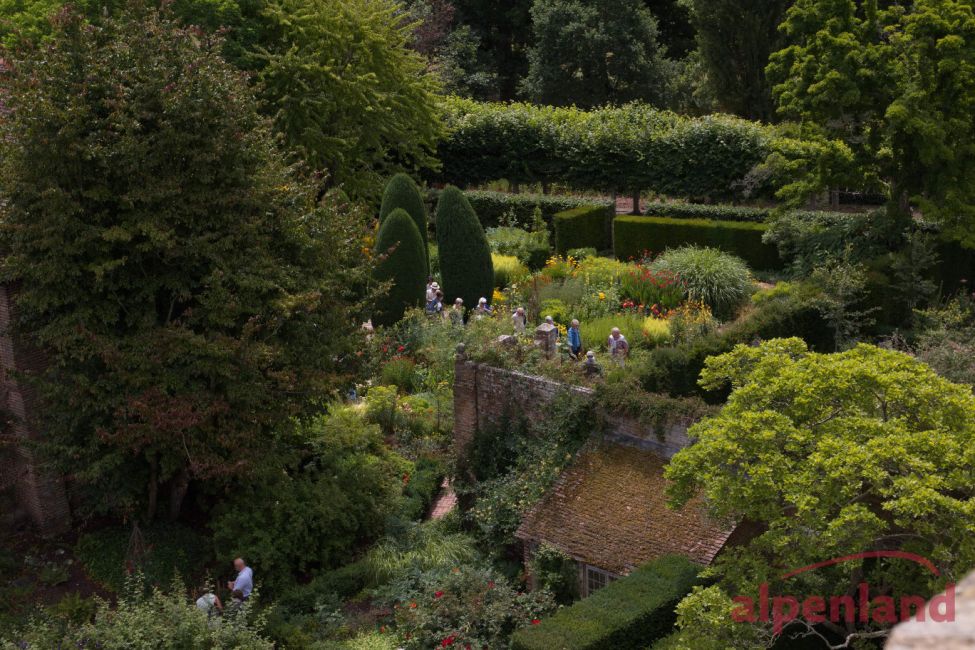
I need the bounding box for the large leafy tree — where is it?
[452,0,533,100]
[666,339,975,648]
[520,0,674,109]
[260,0,443,200]
[0,8,373,521]
[685,0,792,121]
[768,0,975,246]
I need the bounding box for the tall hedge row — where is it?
[614,216,781,269]
[554,205,613,254]
[380,173,429,272]
[428,189,614,231]
[435,186,495,308]
[434,97,847,203]
[510,555,701,650]
[372,209,428,326]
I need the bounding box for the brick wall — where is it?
[453,352,692,462]
[0,284,71,536]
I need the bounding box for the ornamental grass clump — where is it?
[651,246,752,319]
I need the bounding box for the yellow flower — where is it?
[598,292,606,301]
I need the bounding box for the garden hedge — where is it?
[435,186,495,308]
[510,555,701,650]
[372,209,427,326]
[613,216,781,270]
[380,173,429,270]
[554,205,613,255]
[434,97,849,203]
[428,189,613,231]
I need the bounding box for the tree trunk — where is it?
[146,455,159,522]
[167,469,190,522]
[630,190,642,215]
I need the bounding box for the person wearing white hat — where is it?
[475,297,492,320]
[512,307,527,334]
[426,277,439,303]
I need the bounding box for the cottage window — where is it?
[583,565,616,597]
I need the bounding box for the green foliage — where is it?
[259,0,442,200]
[554,205,612,255]
[594,377,714,434]
[521,0,673,109]
[210,409,407,593]
[614,216,780,271]
[487,227,551,271]
[0,582,273,649]
[360,521,480,587]
[386,565,556,650]
[527,543,578,605]
[510,555,702,650]
[49,593,98,627]
[651,247,753,319]
[380,357,418,393]
[914,292,975,388]
[619,266,685,311]
[0,9,374,519]
[373,209,428,327]
[666,339,975,645]
[493,254,531,289]
[579,314,644,353]
[379,174,430,267]
[431,189,614,231]
[435,98,841,202]
[686,0,791,120]
[435,187,495,308]
[75,524,211,593]
[769,0,975,246]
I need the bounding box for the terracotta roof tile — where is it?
[516,442,734,575]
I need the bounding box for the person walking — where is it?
[567,319,583,359]
[226,558,254,600]
[450,298,465,326]
[512,307,527,334]
[608,327,630,367]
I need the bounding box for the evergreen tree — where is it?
[686,0,792,121]
[435,187,494,310]
[379,173,430,271]
[521,0,673,109]
[0,9,373,520]
[373,209,428,326]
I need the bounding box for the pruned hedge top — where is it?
[380,173,429,273]
[435,186,495,309]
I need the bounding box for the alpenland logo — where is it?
[730,551,956,634]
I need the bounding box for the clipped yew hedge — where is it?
[511,555,701,650]
[554,205,612,254]
[428,189,613,231]
[613,216,781,270]
[435,186,495,308]
[372,209,427,326]
[380,173,429,271]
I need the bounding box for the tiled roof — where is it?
[515,442,735,575]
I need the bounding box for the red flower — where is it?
[487,580,495,589]
[397,345,405,352]
[410,601,417,609]
[441,635,456,647]
[531,619,541,625]
[434,590,444,599]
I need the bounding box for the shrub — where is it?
[398,457,447,522]
[493,254,531,289]
[380,357,417,393]
[568,247,598,260]
[435,187,495,308]
[528,544,579,605]
[619,266,685,311]
[554,205,613,254]
[642,318,673,347]
[613,216,780,270]
[75,523,211,593]
[210,409,407,593]
[580,314,645,352]
[643,202,771,222]
[510,555,702,650]
[487,227,551,270]
[1,584,273,649]
[575,256,630,288]
[539,299,570,325]
[651,247,752,319]
[430,189,614,231]
[373,209,428,327]
[380,173,429,267]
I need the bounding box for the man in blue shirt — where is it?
[567,319,583,359]
[227,557,253,599]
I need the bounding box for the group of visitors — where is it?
[425,277,493,324]
[514,308,630,370]
[195,557,254,624]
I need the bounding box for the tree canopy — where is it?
[520,0,674,109]
[0,8,373,521]
[259,0,443,200]
[768,0,975,245]
[666,338,975,647]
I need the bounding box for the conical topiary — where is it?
[373,208,427,327]
[435,186,494,310]
[379,173,429,272]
